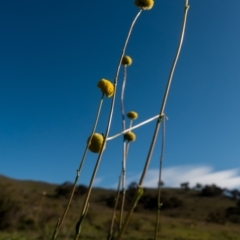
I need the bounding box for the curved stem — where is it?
[117,1,190,239]
[121,65,127,132]
[52,94,104,240]
[139,0,190,186]
[74,10,142,240]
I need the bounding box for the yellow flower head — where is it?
[135,0,154,10]
[127,111,138,120]
[121,56,132,66]
[87,133,105,153]
[124,132,136,142]
[97,79,114,98]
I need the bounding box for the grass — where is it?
[0,174,240,240]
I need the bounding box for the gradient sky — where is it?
[1,0,240,189]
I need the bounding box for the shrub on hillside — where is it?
[200,184,224,197]
[54,182,88,198]
[225,205,240,224]
[104,189,183,212]
[206,211,226,224]
[0,192,20,229]
[54,182,73,198]
[142,194,183,210]
[76,184,88,195]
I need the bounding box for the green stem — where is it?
[116,1,190,239]
[74,203,89,240]
[73,10,142,240]
[51,218,60,240]
[52,94,104,240]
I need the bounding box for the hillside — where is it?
[0,174,240,240]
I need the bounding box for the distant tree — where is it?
[225,198,240,223]
[180,182,189,191]
[164,197,184,209]
[140,192,183,211]
[200,184,224,197]
[76,184,88,195]
[230,189,240,200]
[194,183,202,191]
[128,181,138,190]
[55,182,73,198]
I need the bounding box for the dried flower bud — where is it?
[97,79,114,98]
[127,111,138,120]
[135,0,154,10]
[87,133,105,153]
[124,132,136,142]
[121,56,132,66]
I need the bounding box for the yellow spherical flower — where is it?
[124,132,136,142]
[121,56,132,66]
[127,111,138,120]
[97,79,114,98]
[135,0,154,10]
[87,133,104,153]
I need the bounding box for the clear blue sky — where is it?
[1,0,240,189]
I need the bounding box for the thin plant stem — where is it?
[154,116,166,240]
[107,175,122,240]
[129,119,133,129]
[74,203,89,240]
[74,10,142,240]
[116,2,190,239]
[119,141,131,229]
[139,0,190,186]
[119,64,128,229]
[52,94,104,240]
[116,185,144,240]
[51,218,60,240]
[121,65,127,132]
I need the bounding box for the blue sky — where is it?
[1,0,240,189]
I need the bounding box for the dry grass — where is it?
[0,175,240,240]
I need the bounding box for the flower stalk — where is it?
[73,10,143,240]
[51,93,104,240]
[119,72,127,229]
[116,1,190,239]
[107,175,122,240]
[119,60,131,229]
